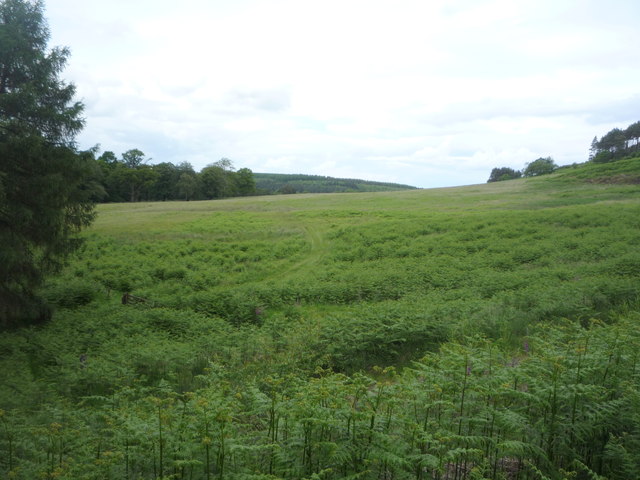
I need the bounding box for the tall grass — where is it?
[1,158,640,478]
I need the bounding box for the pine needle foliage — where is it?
[0,0,100,327]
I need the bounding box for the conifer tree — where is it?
[0,0,99,327]
[588,136,598,161]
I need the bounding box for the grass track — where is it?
[281,224,329,276]
[2,158,640,479]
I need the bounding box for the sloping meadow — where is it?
[1,158,640,479]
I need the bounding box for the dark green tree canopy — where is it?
[200,163,229,199]
[0,0,83,143]
[0,0,98,327]
[93,153,257,202]
[121,148,147,168]
[235,167,256,196]
[487,167,522,183]
[176,171,199,201]
[626,121,640,147]
[590,120,640,163]
[97,150,118,165]
[523,157,557,177]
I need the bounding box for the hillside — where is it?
[253,172,418,193]
[1,157,640,479]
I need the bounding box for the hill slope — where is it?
[253,172,418,193]
[1,158,640,479]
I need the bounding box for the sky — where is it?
[45,0,640,188]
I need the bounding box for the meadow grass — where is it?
[1,158,640,479]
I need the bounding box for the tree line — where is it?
[0,0,257,326]
[253,172,418,194]
[589,120,640,163]
[488,119,640,183]
[93,150,257,202]
[487,156,557,183]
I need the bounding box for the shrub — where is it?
[44,279,97,309]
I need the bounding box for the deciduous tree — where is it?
[523,156,557,177]
[487,167,521,183]
[118,149,156,202]
[176,172,199,201]
[235,167,256,195]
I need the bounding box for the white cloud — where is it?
[44,0,640,188]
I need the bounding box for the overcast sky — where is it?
[45,0,640,188]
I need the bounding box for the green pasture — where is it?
[1,157,640,479]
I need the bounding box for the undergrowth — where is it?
[1,159,639,479]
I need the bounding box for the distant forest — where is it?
[93,152,256,203]
[253,173,417,194]
[91,149,418,203]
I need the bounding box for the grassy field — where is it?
[1,158,640,479]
